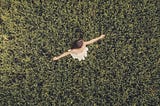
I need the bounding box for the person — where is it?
[53,34,105,61]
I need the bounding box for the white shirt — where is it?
[69,47,88,61]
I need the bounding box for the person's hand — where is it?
[53,57,59,61]
[100,34,105,39]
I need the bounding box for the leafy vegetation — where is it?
[0,0,159,105]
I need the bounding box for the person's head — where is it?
[71,39,84,49]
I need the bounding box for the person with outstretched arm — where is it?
[53,34,105,61]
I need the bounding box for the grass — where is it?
[0,0,160,105]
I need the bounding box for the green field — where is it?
[0,0,160,105]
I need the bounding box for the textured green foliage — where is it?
[0,0,160,105]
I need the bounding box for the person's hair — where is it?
[71,39,83,49]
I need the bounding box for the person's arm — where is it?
[85,35,105,45]
[53,50,71,61]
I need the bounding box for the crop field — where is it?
[0,0,160,105]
